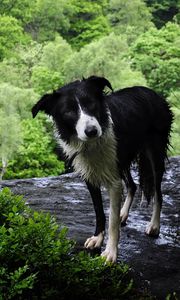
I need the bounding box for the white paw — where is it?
[84,232,104,249]
[101,247,117,263]
[120,208,128,224]
[146,222,160,237]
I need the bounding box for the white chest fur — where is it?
[57,123,119,187]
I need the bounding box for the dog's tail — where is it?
[138,152,154,203]
[138,136,170,203]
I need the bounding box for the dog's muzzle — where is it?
[85,126,98,138]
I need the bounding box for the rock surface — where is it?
[1,156,180,299]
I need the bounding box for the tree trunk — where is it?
[0,158,8,181]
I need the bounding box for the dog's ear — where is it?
[32,92,59,118]
[86,76,113,92]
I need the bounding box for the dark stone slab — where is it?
[1,156,180,299]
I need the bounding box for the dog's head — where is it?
[32,76,112,142]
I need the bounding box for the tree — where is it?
[31,66,64,95]
[131,22,180,96]
[26,0,72,42]
[0,0,37,25]
[145,0,180,28]
[31,35,73,94]
[0,82,40,179]
[30,35,73,94]
[4,118,65,179]
[0,59,27,88]
[168,90,180,156]
[0,15,28,61]
[0,82,64,179]
[64,0,111,49]
[64,33,146,90]
[37,35,73,74]
[0,83,39,119]
[13,41,44,88]
[0,41,44,89]
[0,112,22,180]
[108,0,154,44]
[0,84,23,179]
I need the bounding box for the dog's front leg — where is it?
[101,181,122,263]
[84,181,105,249]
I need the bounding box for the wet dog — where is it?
[32,76,173,262]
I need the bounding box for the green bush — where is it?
[0,188,73,299]
[130,22,180,97]
[0,188,138,300]
[3,118,65,179]
[168,90,180,156]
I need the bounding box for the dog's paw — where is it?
[84,232,104,249]
[101,247,117,263]
[146,222,160,237]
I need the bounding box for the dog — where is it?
[32,76,173,263]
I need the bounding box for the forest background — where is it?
[0,0,179,180]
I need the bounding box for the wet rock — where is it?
[1,156,180,299]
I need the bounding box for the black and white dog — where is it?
[32,76,173,263]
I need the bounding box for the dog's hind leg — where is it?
[120,171,137,225]
[84,181,105,249]
[101,180,122,263]
[145,147,165,237]
[146,191,161,237]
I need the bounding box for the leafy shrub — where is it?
[131,22,180,97]
[168,90,180,156]
[0,188,73,299]
[3,118,65,179]
[31,66,64,95]
[0,188,137,299]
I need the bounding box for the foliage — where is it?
[0,59,28,88]
[0,36,71,94]
[131,22,180,97]
[145,0,180,28]
[0,15,28,61]
[3,118,65,179]
[0,83,38,119]
[168,90,180,156]
[166,292,179,300]
[170,106,180,156]
[64,33,146,89]
[31,66,63,95]
[0,42,43,88]
[0,82,40,179]
[0,0,37,25]
[26,0,72,42]
[31,35,73,94]
[0,111,21,181]
[0,83,24,179]
[64,0,111,49]
[0,188,137,299]
[108,0,154,44]
[38,35,73,73]
[0,188,73,299]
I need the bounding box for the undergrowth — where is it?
[0,187,151,299]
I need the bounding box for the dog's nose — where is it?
[85,126,98,138]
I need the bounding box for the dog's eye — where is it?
[88,102,96,111]
[64,111,77,120]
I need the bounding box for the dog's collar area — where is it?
[66,139,99,168]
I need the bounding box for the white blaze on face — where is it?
[75,105,102,141]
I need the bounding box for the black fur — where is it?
[106,86,173,201]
